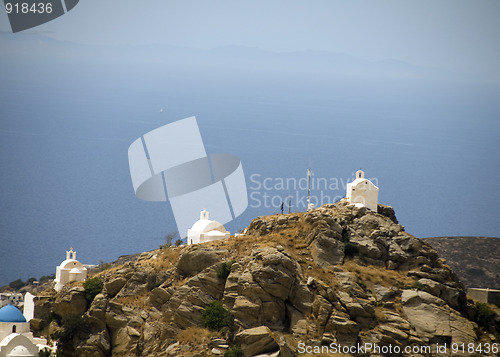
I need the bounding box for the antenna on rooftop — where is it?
[307,167,315,211]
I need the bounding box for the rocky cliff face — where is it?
[33,202,499,356]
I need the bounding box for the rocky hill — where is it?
[31,202,499,356]
[423,237,500,291]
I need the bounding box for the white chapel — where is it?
[346,170,379,211]
[54,248,87,292]
[187,209,230,245]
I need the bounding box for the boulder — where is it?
[286,304,308,335]
[115,272,148,298]
[86,293,108,327]
[312,295,333,335]
[278,336,295,357]
[235,326,279,357]
[177,245,224,276]
[372,284,394,302]
[417,278,463,310]
[52,286,88,317]
[310,234,344,267]
[325,311,359,346]
[104,277,127,297]
[148,287,172,307]
[289,282,313,314]
[377,204,399,224]
[402,290,476,344]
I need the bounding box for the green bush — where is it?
[225,345,243,357]
[217,260,236,280]
[39,275,54,284]
[475,302,496,329]
[202,301,233,331]
[175,239,183,247]
[9,278,25,290]
[344,242,359,258]
[83,277,103,303]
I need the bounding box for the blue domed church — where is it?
[0,304,48,357]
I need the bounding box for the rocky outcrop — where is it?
[35,202,498,357]
[235,326,279,357]
[223,247,310,331]
[52,286,88,316]
[402,290,476,344]
[176,244,226,276]
[104,277,127,297]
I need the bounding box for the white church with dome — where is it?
[54,248,87,292]
[345,169,379,211]
[187,209,230,245]
[0,304,50,357]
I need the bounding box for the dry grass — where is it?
[342,260,414,292]
[374,306,387,323]
[135,247,180,272]
[176,327,216,345]
[94,264,123,280]
[114,294,148,309]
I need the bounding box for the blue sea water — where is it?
[1,56,499,286]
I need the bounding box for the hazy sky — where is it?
[1,0,500,80]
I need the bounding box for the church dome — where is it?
[7,345,34,356]
[59,259,85,270]
[0,304,26,322]
[190,219,226,233]
[189,209,227,233]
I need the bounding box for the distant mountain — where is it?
[0,31,450,82]
[423,237,500,290]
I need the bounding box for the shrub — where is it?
[475,302,496,329]
[39,275,54,284]
[162,232,178,248]
[175,239,183,247]
[225,345,243,357]
[9,279,25,290]
[344,242,359,258]
[83,277,103,303]
[202,301,233,331]
[52,313,87,344]
[217,260,236,280]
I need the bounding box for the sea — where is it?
[1,45,499,286]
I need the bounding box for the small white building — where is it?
[187,210,230,245]
[0,304,49,357]
[54,248,87,292]
[346,170,379,211]
[0,295,23,309]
